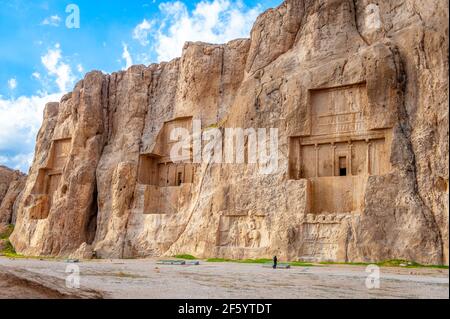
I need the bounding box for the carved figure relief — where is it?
[217,213,268,248]
[298,213,354,261]
[245,218,261,248]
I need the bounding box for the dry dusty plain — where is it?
[0,257,448,299]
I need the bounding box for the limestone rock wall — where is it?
[10,0,449,264]
[0,166,26,225]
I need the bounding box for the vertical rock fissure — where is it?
[351,0,370,46]
[167,162,213,254]
[392,46,444,263]
[82,74,110,255]
[86,182,98,245]
[218,46,225,123]
[121,67,155,258]
[104,75,111,148]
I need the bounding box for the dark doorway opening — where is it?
[339,157,347,176]
[177,172,183,186]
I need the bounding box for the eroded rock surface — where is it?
[10,0,449,265]
[0,166,26,225]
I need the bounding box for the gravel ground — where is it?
[0,257,448,299]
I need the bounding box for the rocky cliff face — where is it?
[0,166,26,225]
[10,0,449,264]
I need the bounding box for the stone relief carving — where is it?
[217,212,268,248]
[298,212,359,261]
[301,212,356,224]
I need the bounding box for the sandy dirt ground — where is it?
[0,257,448,299]
[0,266,103,299]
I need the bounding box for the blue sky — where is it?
[0,0,282,172]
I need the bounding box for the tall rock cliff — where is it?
[0,166,26,225]
[10,0,449,264]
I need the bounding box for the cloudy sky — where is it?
[0,0,281,173]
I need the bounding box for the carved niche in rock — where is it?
[289,83,392,214]
[29,138,71,219]
[138,117,196,215]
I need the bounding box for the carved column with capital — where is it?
[315,144,319,177]
[331,142,336,176]
[348,141,353,176]
[366,140,371,175]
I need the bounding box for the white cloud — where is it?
[0,43,82,172]
[8,78,17,90]
[0,92,62,172]
[133,0,262,62]
[41,43,75,92]
[0,153,34,173]
[133,19,153,46]
[121,43,133,69]
[1,44,77,172]
[41,15,61,27]
[135,52,152,65]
